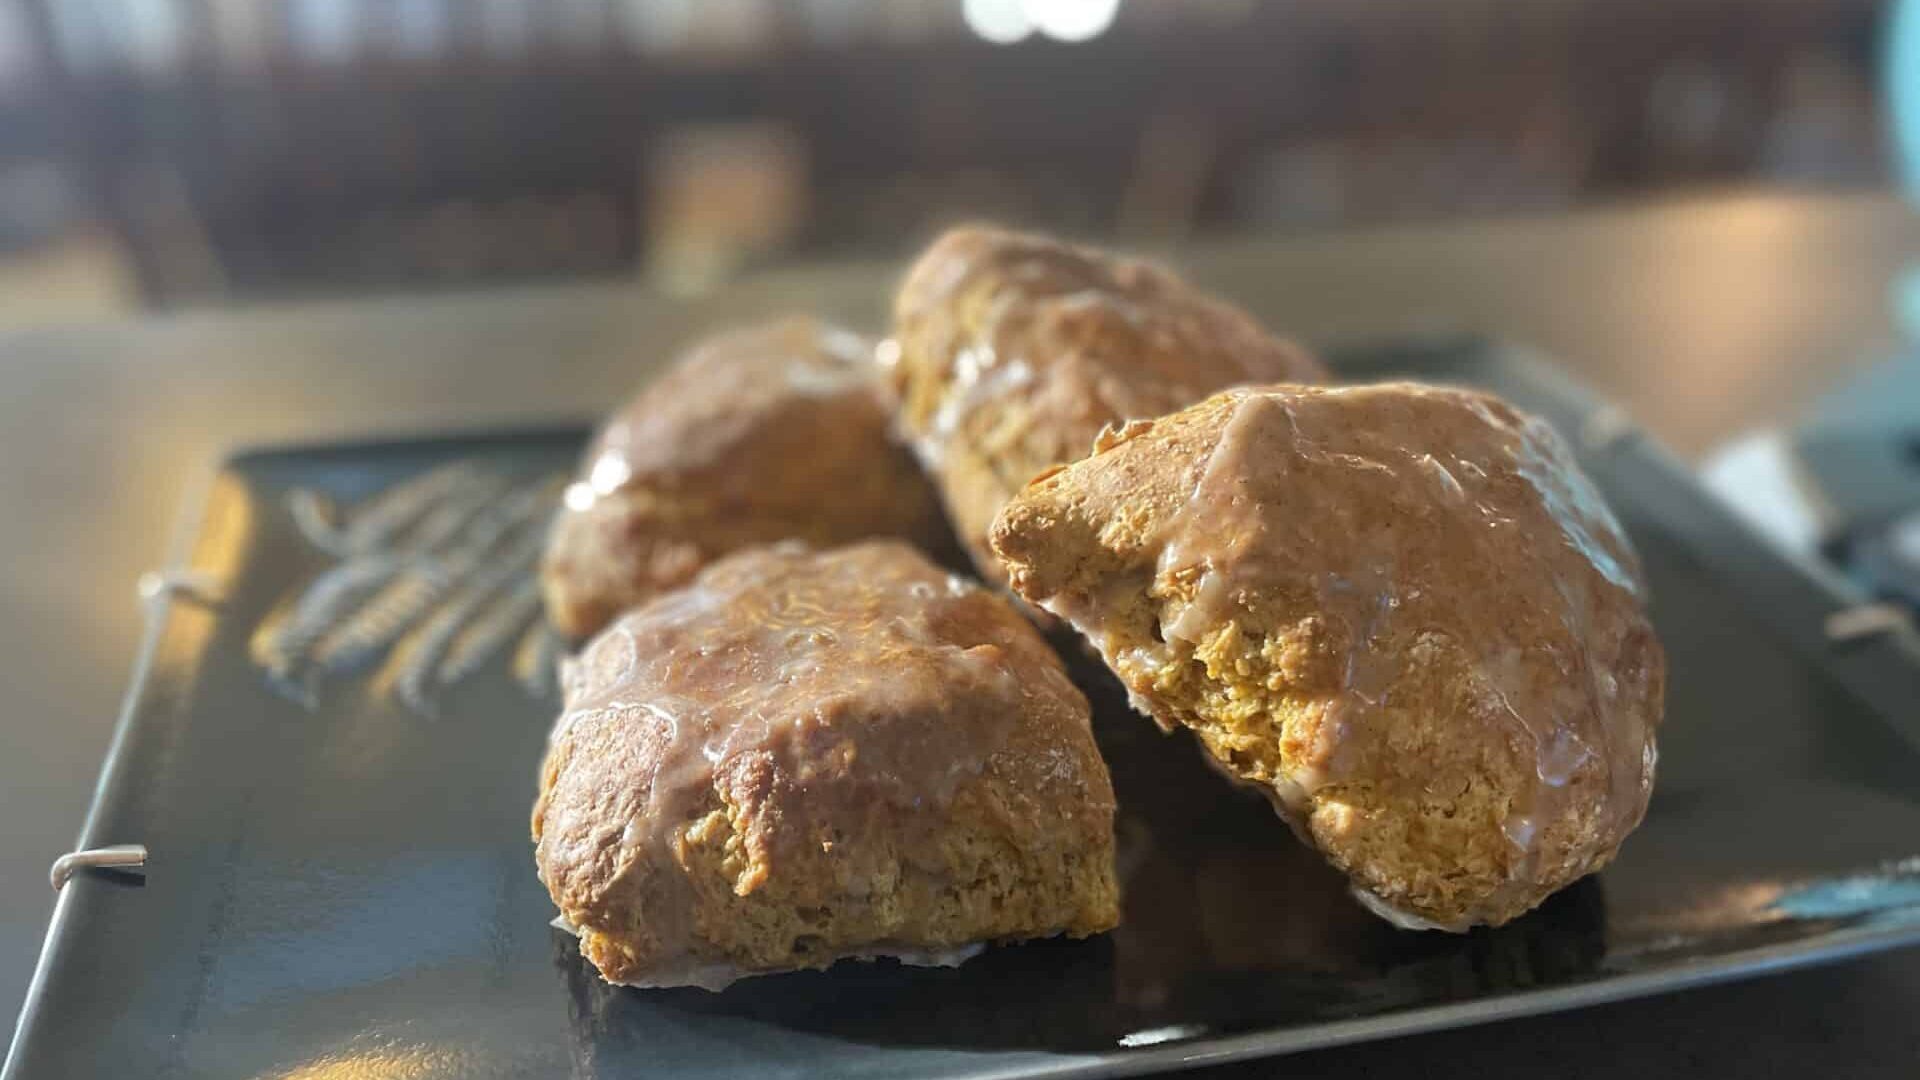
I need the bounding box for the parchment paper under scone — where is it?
[533,540,1119,989]
[888,225,1325,590]
[990,382,1665,930]
[540,316,946,640]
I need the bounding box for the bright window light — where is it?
[1025,0,1120,42]
[963,0,1033,45]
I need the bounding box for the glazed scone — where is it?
[888,225,1325,588]
[541,317,947,639]
[990,384,1665,930]
[532,540,1120,989]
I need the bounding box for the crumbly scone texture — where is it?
[990,384,1665,930]
[888,225,1325,588]
[532,540,1119,986]
[541,317,947,639]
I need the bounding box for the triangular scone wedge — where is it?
[990,383,1665,931]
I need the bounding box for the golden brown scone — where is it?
[532,540,1119,989]
[990,383,1665,931]
[888,225,1325,589]
[541,317,947,639]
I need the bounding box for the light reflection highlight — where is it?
[964,0,1121,44]
[267,1044,461,1080]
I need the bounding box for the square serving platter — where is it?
[8,339,1920,1080]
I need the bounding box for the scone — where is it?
[541,317,947,639]
[990,383,1664,930]
[888,225,1325,588]
[532,540,1120,989]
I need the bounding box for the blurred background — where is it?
[0,0,1889,322]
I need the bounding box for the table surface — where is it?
[4,190,1918,1075]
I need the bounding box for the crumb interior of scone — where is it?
[1087,589,1531,929]
[1107,609,1325,808]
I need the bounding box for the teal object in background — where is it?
[1892,0,1920,191]
[1886,0,1920,336]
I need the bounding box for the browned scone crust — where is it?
[540,317,946,639]
[990,383,1665,930]
[532,540,1120,987]
[888,225,1325,588]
